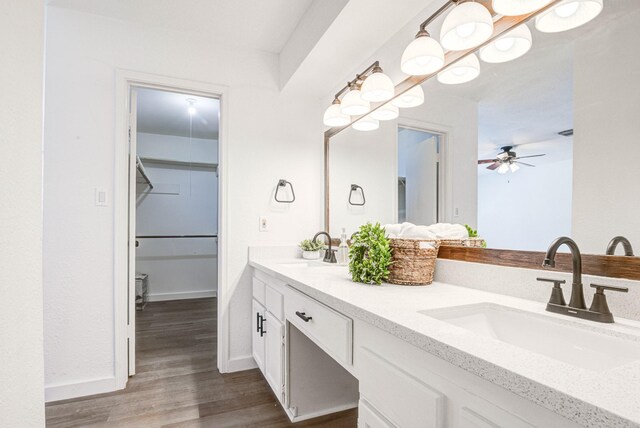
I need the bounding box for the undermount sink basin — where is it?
[421,303,640,371]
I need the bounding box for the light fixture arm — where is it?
[418,0,458,33]
[333,60,382,101]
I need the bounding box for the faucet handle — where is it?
[589,284,628,317]
[536,277,567,306]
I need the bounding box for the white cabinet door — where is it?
[359,399,395,428]
[264,311,284,402]
[252,299,266,373]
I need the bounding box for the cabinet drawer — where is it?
[252,276,266,305]
[265,284,284,321]
[285,286,352,365]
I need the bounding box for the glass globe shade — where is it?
[497,163,510,174]
[535,0,603,33]
[401,35,445,76]
[492,0,555,16]
[391,86,425,109]
[323,103,350,127]
[437,53,480,85]
[369,103,399,121]
[352,115,379,131]
[479,24,532,63]
[340,88,370,116]
[361,71,395,102]
[440,2,494,51]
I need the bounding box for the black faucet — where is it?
[542,237,586,309]
[606,236,634,256]
[313,231,336,263]
[539,236,628,323]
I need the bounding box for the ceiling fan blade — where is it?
[478,159,497,164]
[516,161,536,167]
[513,154,545,160]
[486,162,501,170]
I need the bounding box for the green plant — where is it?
[298,238,326,252]
[465,224,478,238]
[349,222,392,285]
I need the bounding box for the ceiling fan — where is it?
[477,145,545,174]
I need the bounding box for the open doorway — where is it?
[129,86,220,376]
[397,126,444,225]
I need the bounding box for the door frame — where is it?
[114,70,230,388]
[397,118,452,224]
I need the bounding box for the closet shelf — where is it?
[139,156,218,170]
[136,156,154,189]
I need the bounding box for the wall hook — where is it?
[349,184,366,206]
[275,179,295,203]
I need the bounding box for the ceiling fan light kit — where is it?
[323,0,603,131]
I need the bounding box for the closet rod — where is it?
[136,234,218,239]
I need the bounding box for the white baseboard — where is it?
[147,290,216,302]
[225,355,257,373]
[45,376,119,402]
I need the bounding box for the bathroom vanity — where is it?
[250,249,640,428]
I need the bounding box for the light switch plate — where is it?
[95,188,108,206]
[259,216,269,232]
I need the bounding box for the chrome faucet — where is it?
[606,236,634,256]
[313,231,337,263]
[539,236,628,323]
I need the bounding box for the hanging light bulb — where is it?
[401,30,445,76]
[492,0,555,16]
[479,24,532,63]
[186,98,197,115]
[340,83,370,116]
[497,163,510,174]
[391,85,425,109]
[437,53,480,85]
[440,1,494,51]
[361,65,395,102]
[509,163,520,173]
[352,115,379,131]
[323,99,350,127]
[535,0,603,33]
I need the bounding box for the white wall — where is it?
[573,7,640,254]
[43,7,324,400]
[136,133,218,301]
[478,159,573,251]
[0,0,45,425]
[329,121,397,236]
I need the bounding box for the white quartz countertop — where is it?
[249,257,640,428]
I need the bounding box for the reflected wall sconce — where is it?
[274,179,295,203]
[349,184,366,206]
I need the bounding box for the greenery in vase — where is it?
[349,222,392,285]
[298,238,326,252]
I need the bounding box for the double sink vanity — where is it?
[249,246,640,428]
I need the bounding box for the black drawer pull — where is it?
[296,311,312,322]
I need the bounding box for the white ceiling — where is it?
[46,0,313,54]
[136,88,219,139]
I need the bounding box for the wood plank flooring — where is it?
[46,298,357,427]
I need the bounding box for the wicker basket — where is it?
[439,238,485,248]
[388,238,440,286]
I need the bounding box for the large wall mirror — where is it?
[326,0,640,257]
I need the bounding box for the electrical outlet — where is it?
[454,207,459,217]
[259,216,269,232]
[95,188,108,206]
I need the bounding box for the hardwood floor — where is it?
[46,298,357,427]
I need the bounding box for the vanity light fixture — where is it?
[479,24,532,63]
[440,1,494,51]
[492,0,555,16]
[401,29,445,76]
[352,115,379,131]
[535,0,603,33]
[369,103,399,121]
[323,99,350,127]
[340,82,370,116]
[437,53,480,84]
[391,85,425,108]
[361,65,395,102]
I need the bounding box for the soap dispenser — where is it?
[337,228,349,265]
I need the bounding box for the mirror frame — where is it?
[323,0,640,281]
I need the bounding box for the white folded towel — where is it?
[399,225,437,240]
[383,222,468,240]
